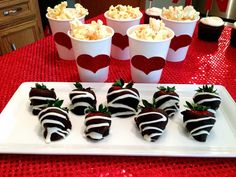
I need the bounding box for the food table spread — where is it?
[0,14,236,176]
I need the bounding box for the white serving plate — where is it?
[0,82,236,157]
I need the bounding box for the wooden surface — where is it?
[0,0,43,55]
[77,0,146,19]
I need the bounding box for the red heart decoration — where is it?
[54,32,72,50]
[131,55,165,75]
[77,54,111,73]
[170,35,192,51]
[112,33,129,50]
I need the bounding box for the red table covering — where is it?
[0,14,236,176]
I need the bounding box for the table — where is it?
[0,14,236,177]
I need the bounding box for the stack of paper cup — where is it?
[46,8,86,60]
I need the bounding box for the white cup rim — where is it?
[160,14,200,24]
[127,24,175,43]
[104,11,143,22]
[46,8,87,22]
[68,25,114,42]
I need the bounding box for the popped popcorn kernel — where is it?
[162,6,199,21]
[106,4,142,20]
[47,1,88,20]
[70,20,113,40]
[130,18,173,41]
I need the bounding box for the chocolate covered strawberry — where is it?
[29,83,56,115]
[181,101,216,142]
[38,99,72,143]
[69,82,97,115]
[107,79,140,118]
[135,99,168,142]
[153,86,179,117]
[84,104,112,140]
[193,85,221,114]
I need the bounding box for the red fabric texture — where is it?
[0,14,236,176]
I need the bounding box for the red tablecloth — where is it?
[0,14,236,176]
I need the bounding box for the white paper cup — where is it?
[161,15,199,62]
[127,25,174,83]
[104,11,142,60]
[46,8,86,60]
[68,26,114,82]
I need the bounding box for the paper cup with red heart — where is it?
[127,24,174,83]
[46,9,86,60]
[161,15,199,62]
[68,23,114,82]
[104,11,142,60]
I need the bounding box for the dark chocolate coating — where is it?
[193,92,221,111]
[198,21,224,41]
[107,88,140,118]
[181,110,216,142]
[38,107,71,143]
[69,89,97,115]
[29,88,56,115]
[135,108,168,142]
[230,28,236,47]
[84,113,111,140]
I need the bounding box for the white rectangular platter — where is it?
[0,82,236,157]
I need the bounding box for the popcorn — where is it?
[70,20,113,40]
[131,18,172,41]
[47,1,88,20]
[162,6,199,21]
[106,4,141,20]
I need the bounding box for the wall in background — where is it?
[67,0,75,7]
[145,0,185,8]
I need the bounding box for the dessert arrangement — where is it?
[29,83,57,115]
[28,81,222,144]
[193,85,221,114]
[84,104,112,140]
[135,99,168,142]
[153,86,179,118]
[107,79,140,118]
[69,82,97,115]
[181,102,216,142]
[38,99,72,143]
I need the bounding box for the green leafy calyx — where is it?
[87,104,111,114]
[184,101,209,111]
[47,99,64,108]
[140,99,157,109]
[196,85,217,94]
[112,78,125,87]
[158,86,176,92]
[35,83,48,90]
[74,82,83,89]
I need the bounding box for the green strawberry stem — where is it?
[35,83,47,89]
[87,104,111,115]
[125,81,134,89]
[184,101,209,111]
[157,86,176,92]
[196,85,217,94]
[140,99,157,109]
[47,99,64,108]
[74,82,83,89]
[112,79,125,87]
